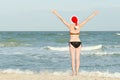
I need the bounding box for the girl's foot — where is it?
[72,72,76,76]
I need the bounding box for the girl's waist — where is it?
[69,38,81,42]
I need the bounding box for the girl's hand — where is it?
[51,9,57,14]
[93,10,100,15]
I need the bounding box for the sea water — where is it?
[0,31,120,77]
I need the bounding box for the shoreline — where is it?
[0,72,120,80]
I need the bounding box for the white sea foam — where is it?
[0,69,34,74]
[46,44,102,51]
[82,45,102,51]
[116,33,120,36]
[53,71,120,78]
[80,71,120,78]
[0,69,120,78]
[46,46,68,51]
[13,51,24,55]
[45,45,120,55]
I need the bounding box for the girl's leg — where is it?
[69,43,76,76]
[75,45,82,75]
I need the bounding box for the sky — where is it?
[0,0,120,31]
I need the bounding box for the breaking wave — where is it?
[116,33,120,36]
[44,44,103,51]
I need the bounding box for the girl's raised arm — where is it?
[51,9,70,28]
[80,11,99,27]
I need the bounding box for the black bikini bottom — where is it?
[69,42,82,48]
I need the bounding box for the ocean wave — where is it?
[82,45,102,51]
[45,46,68,51]
[0,42,31,47]
[0,69,34,74]
[116,33,120,36]
[44,45,120,55]
[44,44,102,51]
[0,69,120,78]
[81,52,120,55]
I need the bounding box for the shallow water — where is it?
[0,31,120,73]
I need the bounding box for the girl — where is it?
[52,9,99,76]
